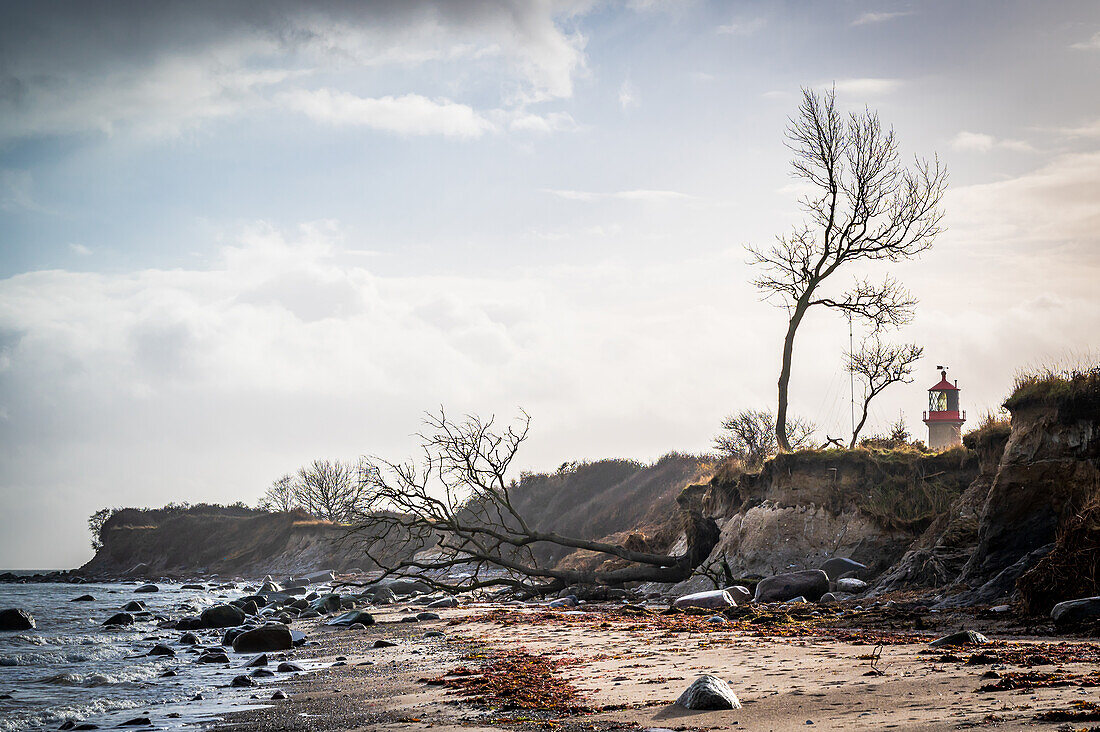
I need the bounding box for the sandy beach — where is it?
[213,600,1100,732]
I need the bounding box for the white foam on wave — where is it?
[0,696,142,732]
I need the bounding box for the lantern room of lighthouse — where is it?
[923,367,966,450]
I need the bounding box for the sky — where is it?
[1,0,1098,569]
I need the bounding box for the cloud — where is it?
[278,89,495,138]
[0,1,591,141]
[543,188,696,202]
[948,151,1100,255]
[1071,31,1100,50]
[950,131,1034,153]
[618,80,639,109]
[851,11,914,26]
[717,18,766,35]
[69,244,92,256]
[1050,118,1100,139]
[829,78,902,96]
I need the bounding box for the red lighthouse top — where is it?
[924,368,964,423]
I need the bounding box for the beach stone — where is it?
[117,717,151,726]
[373,639,397,648]
[200,604,246,628]
[71,594,96,602]
[251,668,275,677]
[197,650,230,663]
[929,630,989,647]
[384,579,431,596]
[271,690,288,700]
[818,592,853,605]
[230,674,255,688]
[427,597,459,608]
[673,590,735,610]
[325,610,375,627]
[368,587,397,605]
[0,608,35,630]
[707,615,727,624]
[727,586,752,604]
[303,569,336,584]
[785,596,808,604]
[310,594,342,614]
[181,584,204,590]
[549,595,578,608]
[400,615,419,623]
[425,630,444,638]
[175,617,202,631]
[755,570,829,603]
[819,557,867,581]
[835,578,868,593]
[121,601,146,612]
[103,612,134,627]
[290,629,306,646]
[147,643,175,657]
[675,674,742,710]
[416,612,441,621]
[179,631,200,645]
[1051,596,1100,624]
[240,600,260,616]
[277,661,304,672]
[134,584,159,593]
[232,624,293,653]
[222,627,246,646]
[160,669,178,677]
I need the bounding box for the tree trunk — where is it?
[849,396,872,449]
[776,302,809,452]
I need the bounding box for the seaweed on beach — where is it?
[1034,700,1100,722]
[419,649,589,713]
[977,670,1100,692]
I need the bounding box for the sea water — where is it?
[0,579,288,731]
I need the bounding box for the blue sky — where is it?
[2,0,1099,568]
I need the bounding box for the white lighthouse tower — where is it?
[923,366,966,450]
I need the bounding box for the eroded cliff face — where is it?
[691,449,978,579]
[873,386,1100,607]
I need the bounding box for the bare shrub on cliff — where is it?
[714,409,815,470]
[295,459,366,524]
[353,410,720,595]
[749,87,947,450]
[846,337,923,447]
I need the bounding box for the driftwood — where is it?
[352,410,719,596]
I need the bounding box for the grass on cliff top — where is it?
[963,411,1012,450]
[1005,361,1100,413]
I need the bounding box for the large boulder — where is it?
[1051,596,1100,625]
[0,608,35,631]
[675,675,742,710]
[754,570,829,603]
[820,557,867,581]
[232,623,293,653]
[673,590,735,610]
[310,594,341,614]
[200,604,246,628]
[835,577,868,594]
[325,610,375,627]
[103,612,135,626]
[134,584,159,593]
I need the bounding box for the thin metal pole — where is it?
[849,315,855,442]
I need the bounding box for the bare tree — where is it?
[749,87,947,450]
[714,409,815,469]
[846,338,924,448]
[258,474,296,513]
[296,459,366,523]
[355,410,720,596]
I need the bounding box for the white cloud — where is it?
[947,151,1100,254]
[717,18,766,35]
[1071,31,1100,50]
[503,110,579,134]
[829,78,902,96]
[852,11,914,26]
[950,131,1034,153]
[0,2,592,141]
[69,244,92,256]
[1050,118,1100,138]
[618,80,639,109]
[543,188,696,202]
[278,89,495,138]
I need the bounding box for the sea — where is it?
[0,576,306,731]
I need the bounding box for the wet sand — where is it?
[214,602,1100,731]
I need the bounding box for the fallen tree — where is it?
[353,410,720,596]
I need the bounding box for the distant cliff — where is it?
[79,506,380,578]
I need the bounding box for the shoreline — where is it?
[211,600,1100,732]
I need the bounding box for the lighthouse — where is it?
[923,367,966,450]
